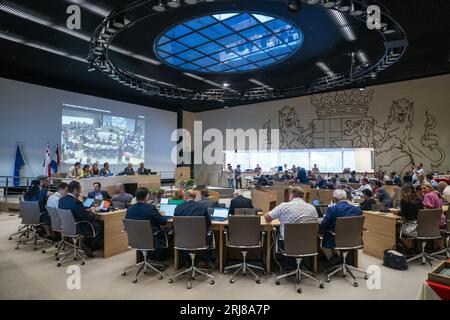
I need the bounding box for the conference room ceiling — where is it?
[0,0,449,113]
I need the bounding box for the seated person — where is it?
[174,190,213,267]
[197,189,219,208]
[360,189,376,211]
[319,189,362,270]
[229,189,254,215]
[280,170,292,181]
[374,181,392,208]
[47,182,68,209]
[315,175,327,189]
[99,162,111,176]
[67,162,81,178]
[264,187,318,269]
[111,183,133,205]
[90,163,100,176]
[438,181,450,203]
[87,182,111,201]
[348,170,359,183]
[126,187,169,261]
[123,163,135,176]
[137,162,146,175]
[356,178,372,193]
[58,181,104,257]
[81,164,92,178]
[169,189,186,205]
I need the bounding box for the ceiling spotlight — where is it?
[87,63,96,72]
[167,0,180,8]
[307,0,320,4]
[97,37,107,44]
[349,2,364,16]
[369,72,377,79]
[185,0,198,3]
[287,0,302,12]
[323,1,337,9]
[338,0,352,12]
[152,1,166,11]
[383,26,396,35]
[105,21,116,34]
[100,27,111,39]
[223,82,230,87]
[112,15,125,28]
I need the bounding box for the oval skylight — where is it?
[155,12,303,73]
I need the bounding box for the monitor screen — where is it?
[213,208,229,219]
[160,198,169,204]
[160,204,177,217]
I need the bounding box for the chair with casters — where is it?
[43,206,72,258]
[56,209,97,267]
[15,201,52,250]
[401,209,445,266]
[224,215,265,284]
[234,208,257,216]
[167,216,215,289]
[430,218,450,260]
[325,215,369,287]
[8,194,26,241]
[275,223,324,293]
[121,219,166,283]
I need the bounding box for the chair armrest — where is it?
[325,229,336,236]
[74,221,96,237]
[207,230,216,250]
[317,234,324,247]
[154,230,169,248]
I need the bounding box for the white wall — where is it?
[194,74,450,176]
[0,77,177,178]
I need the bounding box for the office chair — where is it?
[56,209,97,267]
[121,219,166,283]
[15,201,51,250]
[168,216,215,289]
[430,218,450,260]
[275,223,324,293]
[8,194,26,241]
[43,206,72,259]
[325,216,369,287]
[234,208,257,216]
[224,216,265,284]
[401,209,444,266]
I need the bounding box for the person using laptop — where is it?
[174,189,214,268]
[126,187,169,261]
[264,187,318,269]
[58,181,104,258]
[87,182,111,201]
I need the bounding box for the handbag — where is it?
[383,243,408,271]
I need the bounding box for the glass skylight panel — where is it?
[184,16,216,30]
[155,12,303,73]
[177,32,209,47]
[223,13,258,32]
[198,23,233,40]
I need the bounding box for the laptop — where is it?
[83,198,95,208]
[312,199,320,206]
[98,200,111,212]
[160,197,169,204]
[160,204,177,217]
[211,207,229,221]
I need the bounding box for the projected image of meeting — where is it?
[61,109,145,165]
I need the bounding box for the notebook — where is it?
[212,207,229,221]
[160,204,177,217]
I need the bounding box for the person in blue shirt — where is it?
[23,176,53,238]
[87,182,111,201]
[320,189,362,268]
[297,166,308,184]
[174,189,214,267]
[126,187,169,261]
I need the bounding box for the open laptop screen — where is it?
[213,207,229,219]
[160,197,169,204]
[160,204,177,217]
[84,198,95,208]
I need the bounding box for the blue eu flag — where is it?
[13,145,25,187]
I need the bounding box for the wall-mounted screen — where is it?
[61,109,145,165]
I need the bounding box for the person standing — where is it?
[235,164,243,189]
[311,164,320,175]
[225,164,234,189]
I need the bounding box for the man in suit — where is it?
[58,181,104,257]
[126,187,169,261]
[198,189,219,208]
[229,189,254,215]
[124,163,135,175]
[87,182,111,201]
[297,166,308,184]
[319,189,362,270]
[99,162,111,176]
[174,189,213,267]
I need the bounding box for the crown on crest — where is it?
[310,89,374,119]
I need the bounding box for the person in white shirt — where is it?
[438,181,450,203]
[412,163,424,183]
[46,182,68,209]
[356,178,372,193]
[264,187,318,239]
[67,162,81,178]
